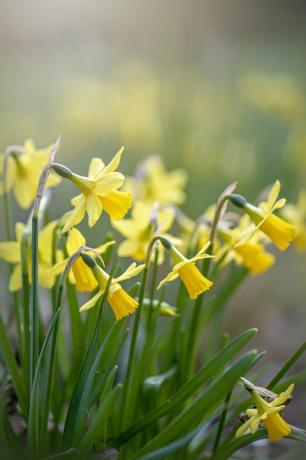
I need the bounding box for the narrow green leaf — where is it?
[27,308,61,455]
[268,341,306,389]
[76,384,123,458]
[132,350,258,458]
[115,328,257,447]
[0,314,26,415]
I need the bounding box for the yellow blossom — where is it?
[58,148,132,232]
[230,181,296,251]
[125,156,187,206]
[282,191,306,251]
[79,261,145,320]
[157,242,213,299]
[50,227,114,292]
[218,216,275,275]
[0,220,61,291]
[112,201,180,262]
[0,139,61,209]
[236,383,294,442]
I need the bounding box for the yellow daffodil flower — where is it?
[0,139,61,209]
[112,201,180,262]
[230,181,296,250]
[50,227,114,292]
[282,191,306,251]
[218,216,275,275]
[157,241,213,299]
[57,148,132,232]
[79,259,145,320]
[0,220,61,291]
[125,156,187,206]
[236,383,294,442]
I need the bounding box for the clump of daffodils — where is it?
[0,139,304,460]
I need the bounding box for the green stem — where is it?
[267,341,306,390]
[21,228,31,404]
[30,213,39,389]
[120,260,150,430]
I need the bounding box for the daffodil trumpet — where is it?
[52,148,132,232]
[79,253,144,320]
[229,180,296,251]
[157,239,213,300]
[236,378,294,442]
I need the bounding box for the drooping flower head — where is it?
[0,220,62,291]
[157,240,213,299]
[0,139,61,209]
[124,156,187,206]
[217,215,275,275]
[50,227,114,292]
[79,256,144,320]
[281,190,306,251]
[112,201,180,263]
[229,181,296,251]
[53,148,132,232]
[236,379,294,442]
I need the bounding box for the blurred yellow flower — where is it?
[236,383,294,442]
[231,181,296,251]
[51,227,114,292]
[0,220,61,291]
[60,148,132,232]
[218,216,275,275]
[125,156,187,206]
[157,242,213,299]
[282,191,306,251]
[241,72,301,121]
[79,261,145,320]
[112,201,180,262]
[0,139,61,209]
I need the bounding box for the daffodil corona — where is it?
[53,148,132,232]
[229,181,296,251]
[236,380,294,442]
[0,139,61,209]
[158,241,213,299]
[50,227,114,292]
[112,201,180,262]
[79,256,144,320]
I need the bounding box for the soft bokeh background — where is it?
[1,0,305,455]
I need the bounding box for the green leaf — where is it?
[115,328,257,447]
[132,350,258,458]
[0,314,26,415]
[268,341,306,389]
[76,384,123,458]
[216,425,306,460]
[27,308,61,455]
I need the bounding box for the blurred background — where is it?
[0,0,305,453]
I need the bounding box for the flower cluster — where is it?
[0,140,302,322]
[0,138,304,460]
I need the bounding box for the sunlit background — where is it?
[1,0,306,451]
